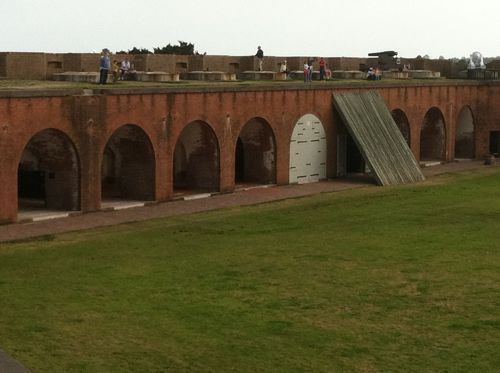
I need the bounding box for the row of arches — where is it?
[16,105,476,218]
[17,117,281,214]
[391,106,475,161]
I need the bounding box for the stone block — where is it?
[382,71,409,79]
[135,72,180,82]
[238,71,276,80]
[182,71,236,81]
[331,70,365,79]
[53,72,103,83]
[408,70,441,79]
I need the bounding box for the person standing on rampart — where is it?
[319,57,326,80]
[255,46,264,71]
[307,57,315,81]
[99,49,110,85]
[304,62,310,83]
[280,59,288,79]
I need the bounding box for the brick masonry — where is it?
[0,82,499,223]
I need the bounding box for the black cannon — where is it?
[368,51,400,70]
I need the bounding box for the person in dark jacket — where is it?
[255,46,264,71]
[99,49,110,84]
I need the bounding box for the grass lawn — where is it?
[1,169,499,372]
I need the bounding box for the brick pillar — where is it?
[0,125,18,223]
[156,115,171,201]
[72,95,104,213]
[275,121,290,186]
[219,114,235,193]
[0,163,17,223]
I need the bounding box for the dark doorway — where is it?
[391,109,411,146]
[18,170,46,202]
[18,129,80,211]
[173,121,220,194]
[490,131,500,156]
[235,118,276,185]
[102,125,155,201]
[455,107,475,159]
[235,138,245,182]
[420,107,446,161]
[346,135,365,173]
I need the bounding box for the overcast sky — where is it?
[1,0,498,59]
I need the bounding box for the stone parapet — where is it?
[408,70,441,79]
[237,71,276,80]
[135,72,180,82]
[331,71,365,79]
[182,71,236,81]
[53,72,102,83]
[382,71,410,79]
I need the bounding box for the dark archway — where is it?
[173,121,219,193]
[391,109,411,146]
[235,118,276,185]
[18,129,80,211]
[346,134,365,173]
[455,106,475,159]
[101,125,155,201]
[420,107,446,161]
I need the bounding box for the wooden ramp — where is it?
[333,91,425,186]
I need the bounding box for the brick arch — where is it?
[420,107,446,162]
[391,108,411,146]
[101,124,156,201]
[235,117,276,185]
[173,120,220,193]
[17,128,81,212]
[455,105,475,159]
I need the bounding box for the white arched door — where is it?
[289,114,327,183]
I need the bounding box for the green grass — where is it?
[0,78,460,91]
[1,169,500,372]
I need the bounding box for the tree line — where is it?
[116,41,197,55]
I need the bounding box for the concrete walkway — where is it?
[0,160,494,244]
[0,348,31,373]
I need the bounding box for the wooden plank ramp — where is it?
[333,91,425,186]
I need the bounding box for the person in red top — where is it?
[319,57,326,80]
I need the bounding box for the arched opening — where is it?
[173,121,219,194]
[420,107,446,162]
[18,129,80,214]
[101,125,155,202]
[455,106,475,159]
[391,109,411,146]
[346,134,365,173]
[289,114,327,183]
[235,118,276,186]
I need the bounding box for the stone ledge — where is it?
[135,72,180,82]
[237,71,276,80]
[382,71,410,79]
[408,70,441,79]
[53,72,107,83]
[182,71,237,81]
[332,70,365,79]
